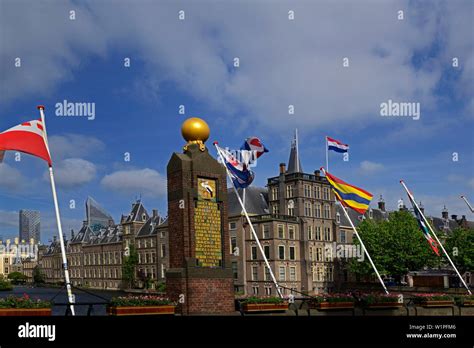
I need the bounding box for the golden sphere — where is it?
[181,117,210,143]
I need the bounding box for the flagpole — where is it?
[401,180,472,294]
[242,188,246,214]
[214,142,283,298]
[461,195,474,213]
[325,136,329,172]
[320,167,388,294]
[37,106,76,314]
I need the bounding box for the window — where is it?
[262,225,270,239]
[289,246,296,260]
[324,205,331,219]
[230,237,237,254]
[252,286,259,295]
[288,225,295,239]
[160,230,165,238]
[309,246,314,261]
[289,267,296,281]
[271,187,279,200]
[229,222,236,230]
[307,225,313,240]
[272,204,279,215]
[288,205,294,216]
[315,226,322,240]
[315,204,321,218]
[304,202,312,217]
[339,230,346,243]
[161,244,166,258]
[142,213,147,221]
[325,247,332,262]
[265,287,272,296]
[137,240,141,248]
[251,246,257,260]
[304,185,311,197]
[279,266,286,281]
[277,224,285,239]
[315,186,321,199]
[264,266,271,281]
[278,245,285,260]
[326,266,334,281]
[323,187,329,200]
[251,266,258,281]
[232,262,238,279]
[324,227,331,241]
[316,247,323,262]
[161,264,166,278]
[264,245,270,259]
[286,185,293,198]
[336,212,341,224]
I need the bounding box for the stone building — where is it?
[228,134,339,296]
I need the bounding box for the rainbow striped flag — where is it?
[323,169,373,214]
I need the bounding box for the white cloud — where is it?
[101,168,166,198]
[1,1,472,135]
[44,158,97,188]
[48,134,105,161]
[0,163,27,191]
[359,160,385,174]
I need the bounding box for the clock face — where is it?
[197,177,217,201]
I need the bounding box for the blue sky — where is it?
[0,0,473,243]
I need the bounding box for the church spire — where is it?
[287,129,303,173]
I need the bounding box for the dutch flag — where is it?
[327,136,349,153]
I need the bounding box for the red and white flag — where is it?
[0,119,52,166]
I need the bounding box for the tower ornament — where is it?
[181,117,210,152]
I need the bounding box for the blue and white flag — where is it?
[240,137,269,167]
[217,145,255,189]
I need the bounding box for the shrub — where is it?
[240,296,284,304]
[0,294,52,309]
[310,293,355,304]
[109,295,173,307]
[453,294,474,306]
[360,293,401,305]
[0,279,13,291]
[412,293,453,303]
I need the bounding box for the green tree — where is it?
[349,210,439,282]
[445,227,474,273]
[32,265,45,284]
[7,272,27,284]
[122,244,138,288]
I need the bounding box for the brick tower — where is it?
[166,117,234,314]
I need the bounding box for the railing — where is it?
[249,214,299,223]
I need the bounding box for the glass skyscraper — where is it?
[19,209,41,243]
[86,196,115,231]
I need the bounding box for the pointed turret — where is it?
[287,129,303,173]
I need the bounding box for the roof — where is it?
[123,200,149,223]
[287,137,303,174]
[137,214,166,237]
[228,186,269,217]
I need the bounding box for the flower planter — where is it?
[418,300,454,307]
[312,301,355,310]
[107,305,175,316]
[0,308,52,316]
[458,300,474,307]
[364,302,403,309]
[241,303,288,313]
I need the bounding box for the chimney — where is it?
[71,229,75,239]
[152,209,158,218]
[279,163,286,174]
[378,195,385,212]
[451,214,457,221]
[314,170,320,177]
[442,206,448,219]
[53,236,57,242]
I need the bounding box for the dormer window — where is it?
[142,213,146,221]
[336,212,340,224]
[369,210,373,219]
